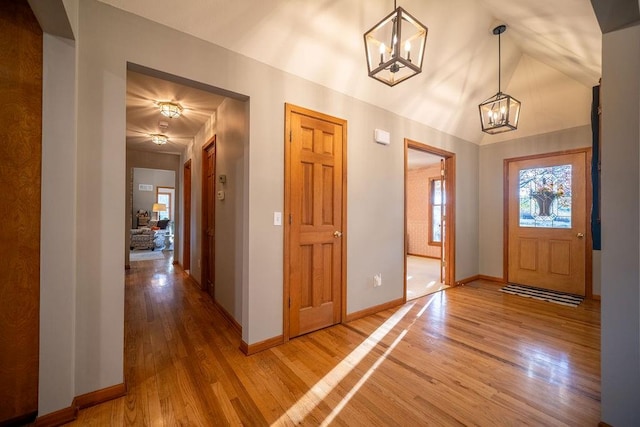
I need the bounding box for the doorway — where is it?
[202,136,216,297]
[284,104,347,340]
[405,140,455,301]
[505,149,592,296]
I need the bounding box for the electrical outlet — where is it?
[373,273,382,287]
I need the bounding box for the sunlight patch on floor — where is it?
[274,302,416,425]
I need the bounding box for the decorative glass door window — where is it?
[430,178,444,243]
[519,165,571,228]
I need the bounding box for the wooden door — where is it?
[285,104,346,338]
[202,137,216,296]
[183,159,191,271]
[507,151,589,295]
[0,0,42,424]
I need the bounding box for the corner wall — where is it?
[39,32,77,416]
[600,23,640,426]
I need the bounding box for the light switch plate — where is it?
[274,212,282,226]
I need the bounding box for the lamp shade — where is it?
[152,203,167,213]
[364,6,428,86]
[478,92,521,134]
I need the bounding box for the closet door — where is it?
[0,0,42,424]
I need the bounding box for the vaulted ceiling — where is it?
[103,0,604,146]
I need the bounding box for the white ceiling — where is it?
[111,0,603,147]
[126,70,226,154]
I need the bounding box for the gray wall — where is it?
[478,125,600,295]
[39,32,76,415]
[184,97,249,322]
[600,23,640,425]
[132,167,175,224]
[52,0,480,403]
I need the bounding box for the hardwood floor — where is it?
[69,258,600,425]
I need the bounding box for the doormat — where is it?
[500,284,584,307]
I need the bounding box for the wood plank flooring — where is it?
[70,256,600,425]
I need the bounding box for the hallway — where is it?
[69,258,601,425]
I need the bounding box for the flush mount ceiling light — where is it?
[150,134,168,145]
[364,0,428,86]
[156,101,183,119]
[478,25,521,134]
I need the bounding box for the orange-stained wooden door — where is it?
[202,137,216,296]
[183,159,192,271]
[285,104,346,338]
[508,151,588,295]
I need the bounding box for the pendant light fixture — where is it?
[364,0,428,86]
[478,25,521,134]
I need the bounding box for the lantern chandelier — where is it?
[156,101,183,119]
[478,25,521,134]
[364,0,428,86]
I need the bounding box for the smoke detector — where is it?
[158,120,169,132]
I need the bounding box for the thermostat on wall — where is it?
[374,129,390,145]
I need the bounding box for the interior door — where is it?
[507,151,588,295]
[202,137,216,296]
[285,104,346,338]
[183,159,191,271]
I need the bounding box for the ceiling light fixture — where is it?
[150,134,168,145]
[364,0,428,86]
[157,101,183,119]
[478,25,521,134]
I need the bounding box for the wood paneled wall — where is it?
[0,0,42,424]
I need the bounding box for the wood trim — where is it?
[35,384,125,427]
[73,383,126,409]
[35,406,77,427]
[592,294,601,301]
[283,103,348,342]
[214,301,242,335]
[2,412,37,427]
[478,275,507,284]
[240,335,284,356]
[184,272,203,290]
[456,275,480,286]
[405,139,456,290]
[598,422,613,427]
[344,298,404,323]
[503,148,593,296]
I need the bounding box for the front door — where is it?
[285,104,346,338]
[507,150,589,295]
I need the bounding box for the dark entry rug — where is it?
[500,283,584,307]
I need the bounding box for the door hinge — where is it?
[442,260,446,267]
[289,130,292,142]
[288,298,291,308]
[289,213,292,224]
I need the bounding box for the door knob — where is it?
[577,232,584,238]
[334,231,343,238]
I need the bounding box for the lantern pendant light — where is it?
[364,0,428,86]
[478,25,521,134]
